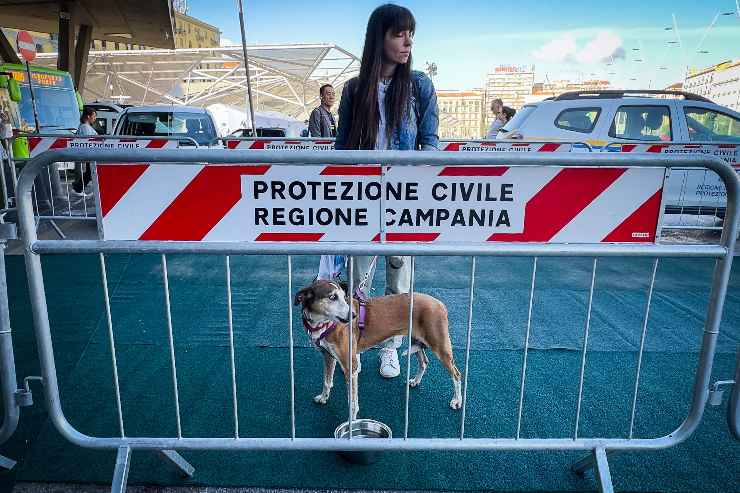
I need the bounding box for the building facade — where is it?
[683,60,740,112]
[436,89,484,139]
[531,79,611,98]
[483,65,535,129]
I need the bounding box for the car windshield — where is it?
[117,111,217,145]
[499,105,536,133]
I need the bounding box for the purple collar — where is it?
[302,317,337,346]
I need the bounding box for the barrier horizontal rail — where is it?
[14,148,740,493]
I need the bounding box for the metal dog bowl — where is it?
[334,418,392,465]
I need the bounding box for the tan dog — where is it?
[294,280,462,418]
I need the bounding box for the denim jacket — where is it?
[335,70,439,151]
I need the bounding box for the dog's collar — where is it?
[302,314,337,346]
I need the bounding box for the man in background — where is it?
[308,84,337,138]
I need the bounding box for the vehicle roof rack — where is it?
[554,89,713,103]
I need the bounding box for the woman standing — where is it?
[335,3,439,379]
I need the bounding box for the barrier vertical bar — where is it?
[629,258,659,439]
[0,224,20,451]
[62,168,72,216]
[287,255,296,440]
[161,254,182,438]
[574,258,598,439]
[45,167,55,217]
[0,153,8,211]
[516,257,538,439]
[347,256,354,437]
[225,255,239,438]
[403,256,416,440]
[99,253,125,437]
[459,256,476,439]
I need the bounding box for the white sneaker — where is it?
[378,348,400,378]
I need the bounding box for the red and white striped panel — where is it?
[223,139,335,151]
[604,143,740,168]
[97,163,664,243]
[26,137,181,158]
[442,141,572,152]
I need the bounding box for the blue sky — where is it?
[188,0,740,90]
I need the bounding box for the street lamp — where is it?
[425,61,438,83]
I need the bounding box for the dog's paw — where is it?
[314,394,329,405]
[408,378,420,388]
[449,398,462,410]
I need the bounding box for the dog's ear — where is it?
[294,286,313,306]
[338,281,349,296]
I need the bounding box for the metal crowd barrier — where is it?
[1,134,198,238]
[602,141,740,233]
[12,147,739,493]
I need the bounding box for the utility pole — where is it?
[236,0,256,134]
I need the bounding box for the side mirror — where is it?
[76,91,84,111]
[8,79,22,103]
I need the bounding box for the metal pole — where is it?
[236,0,257,135]
[25,62,41,133]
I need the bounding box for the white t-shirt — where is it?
[486,117,506,139]
[77,122,98,136]
[375,79,391,150]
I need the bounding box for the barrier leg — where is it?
[158,449,195,478]
[593,448,615,493]
[111,446,131,493]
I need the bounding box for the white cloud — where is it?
[220,37,235,47]
[575,31,624,63]
[532,30,625,64]
[532,35,578,63]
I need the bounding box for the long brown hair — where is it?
[346,4,416,150]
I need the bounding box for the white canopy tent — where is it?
[34,43,360,120]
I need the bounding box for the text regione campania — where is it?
[252,180,515,228]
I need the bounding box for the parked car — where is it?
[114,105,219,146]
[230,127,287,138]
[496,90,740,216]
[497,90,740,147]
[84,101,124,135]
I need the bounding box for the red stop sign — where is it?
[16,31,36,62]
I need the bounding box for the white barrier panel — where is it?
[223,139,335,151]
[222,140,586,153]
[441,141,573,153]
[26,137,183,158]
[604,142,740,209]
[97,163,665,243]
